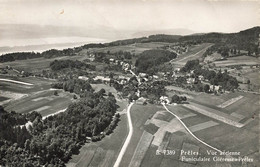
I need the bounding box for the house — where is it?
[210,85,222,93]
[93,76,110,83]
[198,75,204,81]
[122,63,130,71]
[119,79,127,85]
[175,68,180,72]
[142,78,149,82]
[160,96,170,104]
[187,78,196,84]
[215,85,222,92]
[158,72,165,77]
[109,58,114,62]
[78,76,89,81]
[139,73,147,78]
[153,75,159,79]
[88,54,95,61]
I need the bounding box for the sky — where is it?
[0,0,259,36]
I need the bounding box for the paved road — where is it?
[113,102,134,167]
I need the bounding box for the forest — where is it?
[135,49,177,74]
[0,87,119,166]
[180,27,260,55]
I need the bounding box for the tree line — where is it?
[50,59,95,71]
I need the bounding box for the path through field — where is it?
[113,102,134,167]
[0,78,33,86]
[162,103,223,153]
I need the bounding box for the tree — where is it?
[247,79,250,84]
[54,90,58,96]
[132,94,139,101]
[171,95,180,104]
[203,84,210,93]
[24,139,30,151]
[109,72,114,79]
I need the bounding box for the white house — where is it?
[109,58,114,62]
[93,76,110,82]
[153,75,159,79]
[139,73,147,78]
[210,85,222,92]
[187,78,196,84]
[198,75,204,81]
[160,96,170,104]
[78,76,89,81]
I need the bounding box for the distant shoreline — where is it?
[0,37,110,56]
[0,42,87,55]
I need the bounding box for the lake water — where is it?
[0,36,110,55]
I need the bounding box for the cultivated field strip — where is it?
[75,150,96,167]
[129,131,154,167]
[183,102,244,128]
[189,121,219,133]
[217,95,244,108]
[158,131,171,152]
[98,150,114,167]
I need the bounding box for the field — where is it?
[1,80,74,116]
[213,55,260,67]
[81,42,173,55]
[0,54,103,73]
[0,75,77,118]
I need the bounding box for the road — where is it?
[162,103,223,153]
[0,78,33,86]
[113,102,134,167]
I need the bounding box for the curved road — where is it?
[114,102,134,167]
[162,103,222,153]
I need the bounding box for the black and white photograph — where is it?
[0,0,259,166]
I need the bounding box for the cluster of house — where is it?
[78,74,131,85]
[109,58,135,71]
[85,53,95,62]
